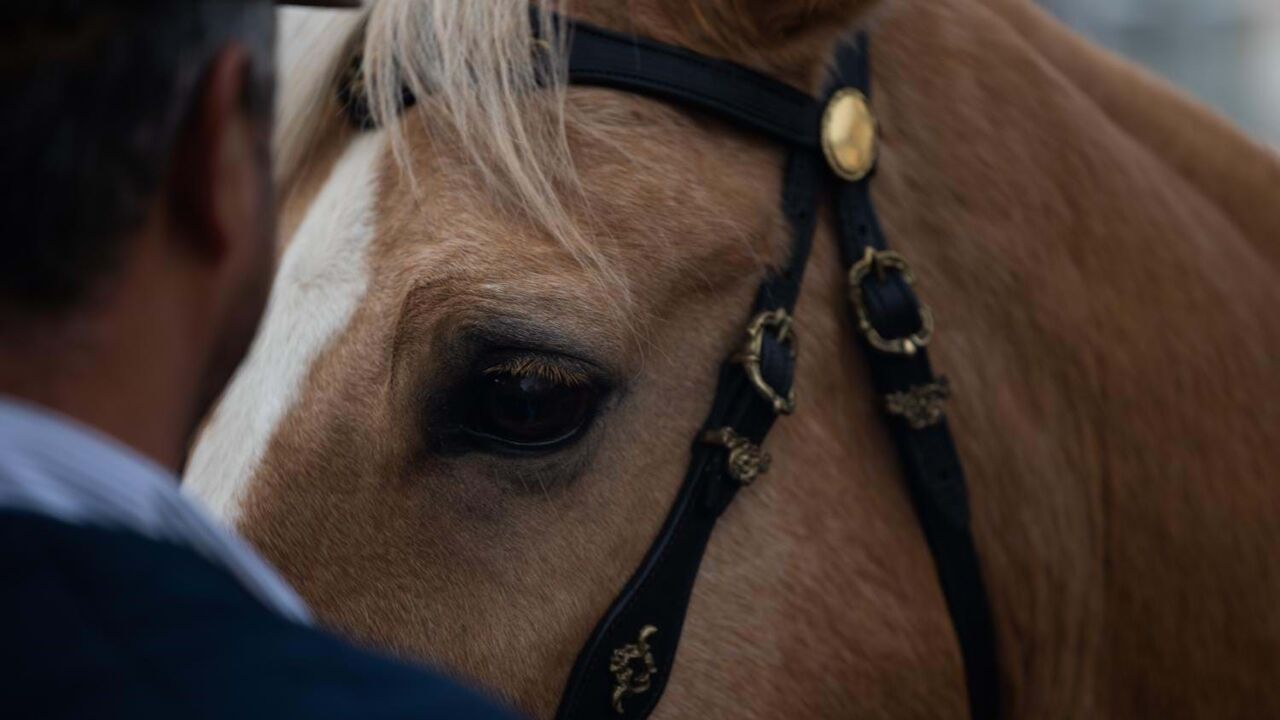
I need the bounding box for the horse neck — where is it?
[979,0,1280,261]
[849,0,1280,715]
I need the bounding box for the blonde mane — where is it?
[275,2,610,282]
[274,7,362,188]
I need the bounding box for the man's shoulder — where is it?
[0,511,518,720]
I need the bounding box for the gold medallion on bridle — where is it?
[822,88,878,181]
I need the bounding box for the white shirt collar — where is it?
[0,396,310,624]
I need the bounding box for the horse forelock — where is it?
[273,2,615,286]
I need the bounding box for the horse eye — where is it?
[463,372,598,451]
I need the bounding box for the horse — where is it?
[185,0,1280,717]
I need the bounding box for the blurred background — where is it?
[1037,0,1280,148]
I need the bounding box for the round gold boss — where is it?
[821,87,878,181]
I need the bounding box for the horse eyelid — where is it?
[481,355,594,387]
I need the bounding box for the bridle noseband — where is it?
[343,16,1000,720]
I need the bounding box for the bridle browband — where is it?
[343,16,1000,720]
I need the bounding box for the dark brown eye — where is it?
[464,371,598,450]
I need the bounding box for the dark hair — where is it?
[0,1,274,314]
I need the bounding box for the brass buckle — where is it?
[734,309,797,415]
[701,428,771,485]
[847,247,934,356]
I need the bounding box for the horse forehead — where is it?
[378,95,782,297]
[183,133,386,520]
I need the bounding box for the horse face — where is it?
[191,93,790,711]
[193,0,1280,716]
[186,1,965,717]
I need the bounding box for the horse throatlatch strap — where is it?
[827,39,1000,720]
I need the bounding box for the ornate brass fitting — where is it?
[610,626,658,714]
[847,247,935,356]
[734,309,798,415]
[702,428,771,485]
[885,378,951,429]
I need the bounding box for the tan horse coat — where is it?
[187,0,1280,717]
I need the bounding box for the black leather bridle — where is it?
[344,16,1000,720]
[552,22,1000,720]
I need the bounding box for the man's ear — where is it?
[170,45,267,263]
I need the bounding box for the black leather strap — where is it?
[553,143,823,720]
[829,38,1000,720]
[564,21,821,149]
[341,17,821,146]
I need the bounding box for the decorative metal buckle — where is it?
[734,309,797,415]
[847,247,935,356]
[701,428,771,485]
[885,378,951,429]
[610,626,658,714]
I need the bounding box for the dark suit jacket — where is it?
[0,511,521,719]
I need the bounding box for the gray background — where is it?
[1037,0,1280,148]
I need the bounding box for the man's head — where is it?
[0,1,279,466]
